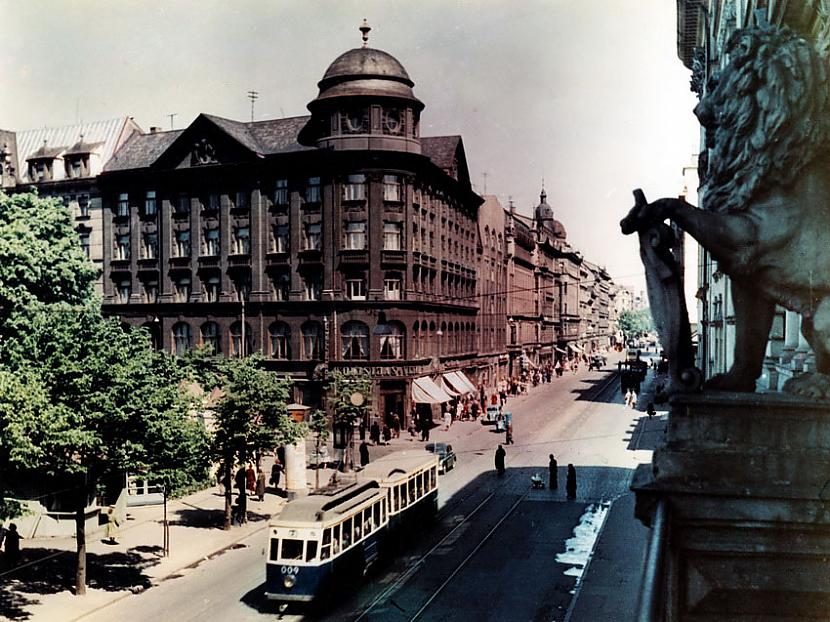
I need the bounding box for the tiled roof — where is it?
[421,135,461,171]
[16,118,131,183]
[105,114,314,172]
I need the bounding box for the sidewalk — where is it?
[1,477,286,621]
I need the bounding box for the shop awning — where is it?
[443,371,477,395]
[412,376,453,404]
[437,375,459,397]
[569,343,584,353]
[555,347,568,354]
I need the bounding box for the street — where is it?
[80,360,653,622]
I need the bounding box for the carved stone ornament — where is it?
[622,26,830,398]
[191,138,217,166]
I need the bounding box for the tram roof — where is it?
[273,481,383,526]
[360,451,439,485]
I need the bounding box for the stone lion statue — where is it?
[622,26,830,397]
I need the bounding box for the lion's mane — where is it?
[699,27,830,213]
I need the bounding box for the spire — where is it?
[360,18,371,48]
[540,177,547,203]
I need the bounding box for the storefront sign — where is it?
[336,365,425,378]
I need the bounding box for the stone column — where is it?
[283,439,308,500]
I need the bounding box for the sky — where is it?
[0,0,701,292]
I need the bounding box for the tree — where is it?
[208,355,303,530]
[306,409,330,491]
[327,369,372,472]
[618,309,654,340]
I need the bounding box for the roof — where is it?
[104,114,314,172]
[16,118,134,182]
[421,136,461,171]
[273,481,382,525]
[360,451,438,485]
[322,48,413,86]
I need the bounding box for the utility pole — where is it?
[247,90,259,122]
[482,172,489,194]
[168,113,177,130]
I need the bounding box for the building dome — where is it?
[535,189,567,239]
[309,47,423,110]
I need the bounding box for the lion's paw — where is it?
[782,372,830,399]
[704,371,757,393]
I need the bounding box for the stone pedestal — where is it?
[633,391,830,620]
[283,439,308,500]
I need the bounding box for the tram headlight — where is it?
[283,575,296,589]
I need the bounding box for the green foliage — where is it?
[305,409,330,443]
[0,191,97,329]
[211,354,303,465]
[328,369,372,426]
[618,309,654,338]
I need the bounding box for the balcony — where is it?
[381,249,406,266]
[338,249,369,266]
[110,258,131,273]
[227,254,251,267]
[266,252,290,268]
[169,255,191,268]
[198,255,220,268]
[137,257,159,272]
[299,248,323,265]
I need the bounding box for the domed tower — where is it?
[535,188,567,240]
[299,20,424,153]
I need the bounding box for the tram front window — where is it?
[270,538,280,561]
[306,540,318,561]
[321,528,331,560]
[281,538,304,561]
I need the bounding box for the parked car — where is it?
[425,442,457,474]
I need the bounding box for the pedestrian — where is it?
[392,413,401,438]
[471,401,479,419]
[630,390,638,410]
[235,465,247,493]
[505,421,514,445]
[624,388,632,408]
[256,466,267,501]
[548,454,558,489]
[277,446,286,468]
[359,440,370,467]
[444,409,452,431]
[370,420,381,445]
[495,444,506,476]
[246,463,256,494]
[105,507,120,544]
[422,418,431,441]
[270,458,283,491]
[455,400,463,422]
[4,523,21,565]
[647,402,656,418]
[359,419,366,441]
[382,424,391,444]
[566,464,577,500]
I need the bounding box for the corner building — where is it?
[100,33,483,427]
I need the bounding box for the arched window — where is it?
[269,322,291,359]
[230,321,253,357]
[301,321,323,360]
[141,320,162,350]
[172,322,192,356]
[201,321,221,354]
[341,321,369,360]
[378,322,405,360]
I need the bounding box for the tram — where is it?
[264,452,439,603]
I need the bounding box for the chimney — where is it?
[149,126,161,134]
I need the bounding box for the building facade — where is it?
[99,34,483,427]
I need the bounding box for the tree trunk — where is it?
[223,459,233,531]
[75,498,87,596]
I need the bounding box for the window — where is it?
[306,177,321,204]
[78,193,90,217]
[272,271,290,301]
[201,322,221,354]
[301,322,323,360]
[384,277,401,300]
[383,175,401,202]
[117,193,129,217]
[346,278,366,300]
[67,158,82,179]
[343,221,366,250]
[172,322,192,356]
[303,223,321,250]
[143,280,158,303]
[174,229,191,257]
[230,322,253,357]
[204,275,220,302]
[204,192,220,212]
[269,322,291,359]
[174,275,191,302]
[176,194,190,214]
[144,190,157,216]
[383,222,402,250]
[378,322,404,360]
[274,179,289,206]
[280,539,303,561]
[343,174,366,201]
[232,226,250,255]
[116,279,131,303]
[203,225,220,256]
[141,232,158,259]
[79,232,91,258]
[304,273,321,301]
[233,275,251,302]
[341,321,369,360]
[305,540,318,562]
[234,190,248,210]
[114,234,130,261]
[272,224,289,253]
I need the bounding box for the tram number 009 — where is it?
[281,565,299,575]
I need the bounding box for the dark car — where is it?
[425,442,457,474]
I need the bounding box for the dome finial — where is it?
[360,18,371,48]
[540,177,547,203]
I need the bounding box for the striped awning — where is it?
[412,376,453,404]
[443,371,477,395]
[569,343,584,353]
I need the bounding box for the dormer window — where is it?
[29,160,51,182]
[66,157,85,179]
